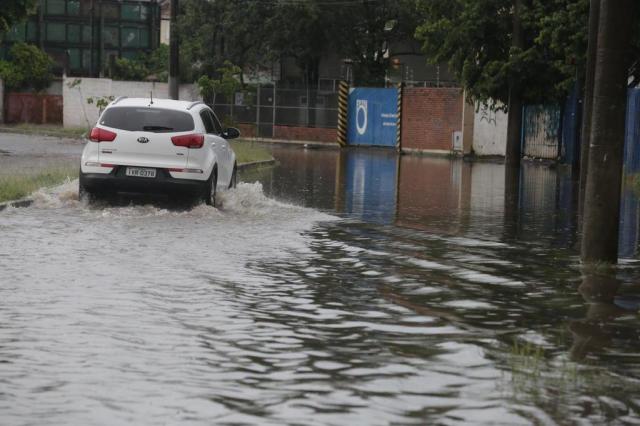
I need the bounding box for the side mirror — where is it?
[222,127,240,140]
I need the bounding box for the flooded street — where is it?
[2,144,640,424]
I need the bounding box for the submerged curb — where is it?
[237,158,276,170]
[0,198,34,211]
[0,159,276,211]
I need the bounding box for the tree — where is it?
[0,42,54,92]
[0,0,35,33]
[325,0,420,86]
[416,0,591,166]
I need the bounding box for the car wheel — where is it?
[229,163,237,189]
[79,171,92,202]
[204,167,217,206]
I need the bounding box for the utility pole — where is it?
[168,0,179,100]
[578,0,600,218]
[581,0,636,263]
[504,0,525,169]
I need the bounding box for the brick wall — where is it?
[237,123,256,138]
[401,88,463,152]
[5,93,63,124]
[273,125,337,143]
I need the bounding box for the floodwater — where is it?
[1,144,640,425]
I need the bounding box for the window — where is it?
[140,5,149,21]
[46,23,66,42]
[7,24,26,41]
[121,4,141,20]
[46,0,66,15]
[121,27,139,47]
[209,110,223,134]
[102,3,118,19]
[67,24,81,43]
[103,26,118,47]
[26,22,38,41]
[68,48,81,70]
[200,111,215,134]
[67,0,80,15]
[82,25,92,43]
[100,107,195,133]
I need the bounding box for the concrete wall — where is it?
[400,87,463,154]
[63,77,200,128]
[472,103,508,157]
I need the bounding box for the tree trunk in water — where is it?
[581,0,636,263]
[578,0,601,219]
[504,0,525,168]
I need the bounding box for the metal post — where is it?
[336,81,349,147]
[256,84,261,138]
[272,81,276,138]
[168,0,179,100]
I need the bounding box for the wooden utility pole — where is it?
[581,0,636,263]
[504,0,525,168]
[578,0,600,217]
[168,0,179,100]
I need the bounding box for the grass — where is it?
[230,139,274,164]
[0,167,77,203]
[0,123,87,139]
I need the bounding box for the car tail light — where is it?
[89,127,117,142]
[171,134,204,149]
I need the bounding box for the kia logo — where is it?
[137,137,149,144]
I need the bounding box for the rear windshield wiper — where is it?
[143,125,174,132]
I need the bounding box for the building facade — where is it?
[0,0,161,77]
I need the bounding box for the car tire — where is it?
[229,163,237,189]
[204,166,217,206]
[78,171,93,202]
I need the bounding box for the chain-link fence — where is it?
[210,84,339,138]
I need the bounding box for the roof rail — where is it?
[186,101,204,110]
[111,96,127,105]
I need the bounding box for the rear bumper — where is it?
[80,166,206,195]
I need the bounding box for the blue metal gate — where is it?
[522,105,562,159]
[347,88,398,147]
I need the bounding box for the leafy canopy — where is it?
[0,42,54,91]
[0,0,35,33]
[415,0,590,105]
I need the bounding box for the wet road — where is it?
[0,133,82,176]
[1,144,640,425]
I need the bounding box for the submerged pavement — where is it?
[1,143,640,425]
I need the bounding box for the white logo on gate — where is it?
[356,99,368,135]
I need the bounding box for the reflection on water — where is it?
[2,145,640,424]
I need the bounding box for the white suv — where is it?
[79,97,238,205]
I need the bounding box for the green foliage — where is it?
[196,61,241,104]
[0,0,36,33]
[110,45,169,82]
[416,0,639,105]
[0,42,54,92]
[87,95,115,114]
[178,0,419,87]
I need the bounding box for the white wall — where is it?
[473,103,508,156]
[63,77,200,128]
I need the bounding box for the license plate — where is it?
[125,167,156,178]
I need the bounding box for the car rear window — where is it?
[99,107,194,132]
